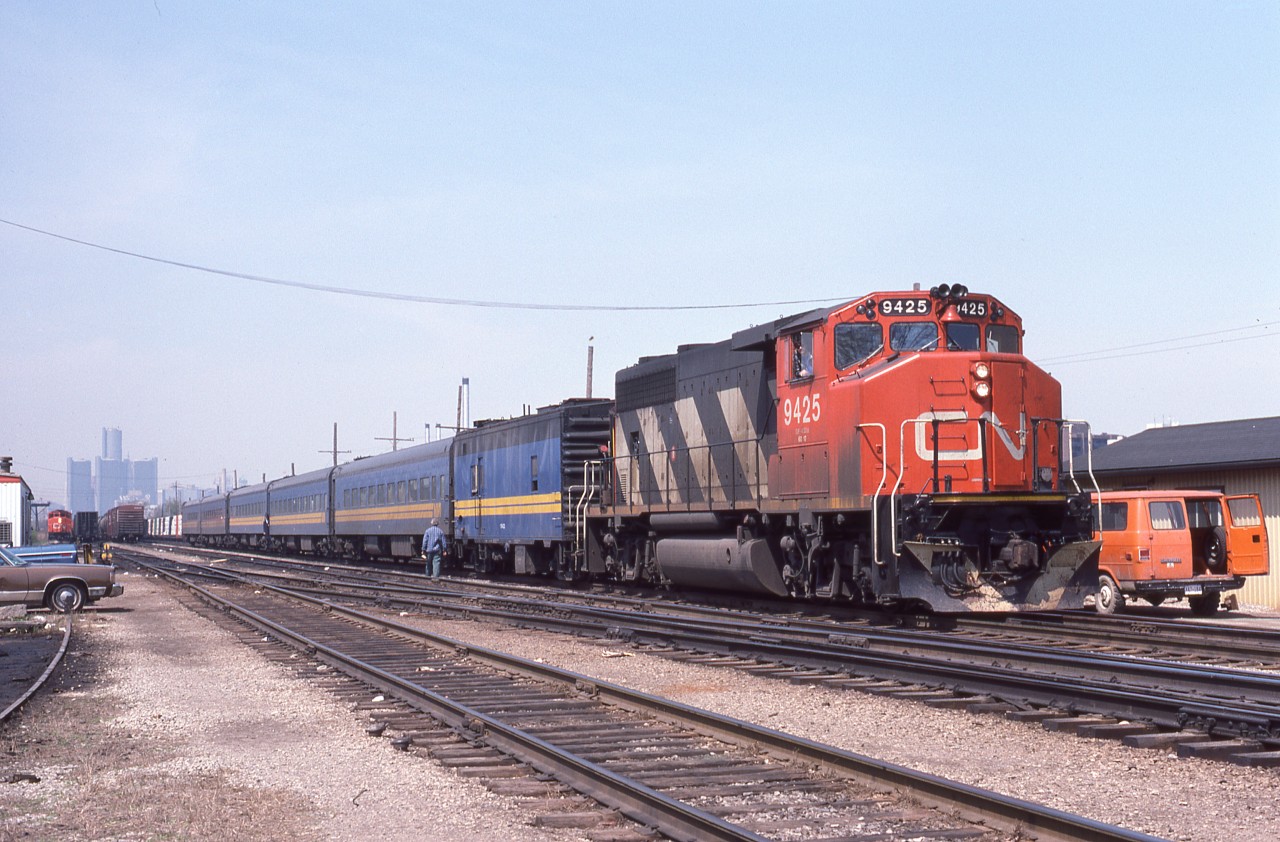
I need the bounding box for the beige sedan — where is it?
[0,546,123,612]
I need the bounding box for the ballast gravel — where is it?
[393,615,1280,842]
[5,571,1278,842]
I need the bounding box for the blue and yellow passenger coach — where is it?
[265,467,332,554]
[332,439,452,560]
[452,398,612,577]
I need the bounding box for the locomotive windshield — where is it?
[986,324,1020,353]
[945,323,981,351]
[889,322,938,352]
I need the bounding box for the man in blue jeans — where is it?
[421,518,447,578]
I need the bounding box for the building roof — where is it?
[1092,416,1280,475]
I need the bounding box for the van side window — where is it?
[1148,501,1186,530]
[1228,497,1262,526]
[1099,502,1128,531]
[1185,499,1223,529]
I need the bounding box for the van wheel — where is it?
[48,583,85,613]
[1095,575,1123,615]
[1204,527,1227,573]
[1189,592,1221,617]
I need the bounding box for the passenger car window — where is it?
[986,325,1020,353]
[889,322,938,352]
[1148,501,1186,530]
[834,323,883,369]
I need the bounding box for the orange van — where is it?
[1092,490,1269,616]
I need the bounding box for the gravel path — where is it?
[5,570,1278,841]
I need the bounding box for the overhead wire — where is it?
[0,218,842,312]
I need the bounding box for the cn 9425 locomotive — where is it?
[184,287,1099,612]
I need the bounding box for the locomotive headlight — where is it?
[973,381,991,399]
[972,362,990,380]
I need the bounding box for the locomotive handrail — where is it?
[1061,419,1102,533]
[627,435,768,512]
[856,423,888,567]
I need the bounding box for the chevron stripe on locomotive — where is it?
[183,286,1098,612]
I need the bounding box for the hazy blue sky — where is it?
[3,2,1278,508]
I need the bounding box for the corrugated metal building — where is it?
[0,469,35,547]
[1090,416,1280,609]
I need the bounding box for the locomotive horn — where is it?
[931,284,950,299]
[951,284,969,298]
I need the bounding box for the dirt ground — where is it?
[0,575,578,842]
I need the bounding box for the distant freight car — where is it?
[100,504,146,542]
[47,508,73,542]
[73,511,99,543]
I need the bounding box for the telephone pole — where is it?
[319,422,351,467]
[375,411,414,452]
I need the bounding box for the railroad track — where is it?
[131,546,1280,765]
[131,552,1162,842]
[149,543,1280,673]
[0,615,72,725]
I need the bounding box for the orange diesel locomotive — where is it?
[592,285,1099,611]
[47,509,73,542]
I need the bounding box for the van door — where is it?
[1226,495,1270,576]
[1145,499,1195,580]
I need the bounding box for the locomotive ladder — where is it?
[562,412,612,565]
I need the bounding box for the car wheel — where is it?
[1189,592,1221,617]
[1095,574,1123,615]
[48,582,85,613]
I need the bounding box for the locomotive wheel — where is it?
[1094,574,1123,615]
[1189,591,1221,617]
[48,583,85,613]
[1204,527,1228,573]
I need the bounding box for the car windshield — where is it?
[0,546,25,566]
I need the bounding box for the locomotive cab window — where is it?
[986,324,1020,353]
[834,322,883,370]
[944,323,981,351]
[890,322,939,352]
[789,331,814,381]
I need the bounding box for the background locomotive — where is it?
[183,286,1099,611]
[47,508,73,542]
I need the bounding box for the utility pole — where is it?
[586,336,595,399]
[319,422,351,467]
[457,378,471,431]
[375,411,414,452]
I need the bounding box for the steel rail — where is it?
[1,616,73,723]
[132,549,1280,741]
[153,543,1280,670]
[135,554,1164,842]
